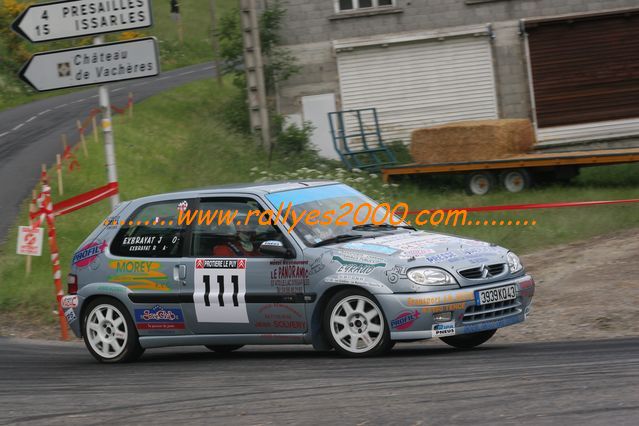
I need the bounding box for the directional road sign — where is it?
[19,37,160,92]
[12,0,153,43]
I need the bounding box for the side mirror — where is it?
[259,240,293,258]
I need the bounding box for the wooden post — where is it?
[61,133,68,151]
[210,0,223,87]
[77,120,88,158]
[25,190,38,277]
[128,92,134,118]
[92,115,99,143]
[41,164,47,184]
[56,154,63,195]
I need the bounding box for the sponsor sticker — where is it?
[108,260,170,291]
[64,308,77,324]
[134,305,185,330]
[72,240,107,268]
[432,321,456,337]
[342,242,398,255]
[331,255,385,275]
[391,310,421,330]
[60,295,78,309]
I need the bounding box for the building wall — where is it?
[278,0,639,134]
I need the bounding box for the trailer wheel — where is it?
[500,169,531,193]
[465,172,496,196]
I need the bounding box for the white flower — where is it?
[391,183,400,188]
[351,168,362,173]
[369,173,378,179]
[250,166,259,171]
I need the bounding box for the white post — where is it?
[94,36,120,209]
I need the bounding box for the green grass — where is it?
[0,0,237,110]
[0,77,638,328]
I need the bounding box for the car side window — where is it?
[111,200,190,258]
[190,198,286,258]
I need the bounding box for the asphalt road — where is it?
[0,337,637,425]
[0,62,216,243]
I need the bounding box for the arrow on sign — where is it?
[12,0,153,43]
[19,37,160,92]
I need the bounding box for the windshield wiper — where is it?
[313,233,366,248]
[351,223,416,231]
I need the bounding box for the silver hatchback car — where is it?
[62,181,534,362]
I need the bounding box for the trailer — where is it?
[381,148,639,195]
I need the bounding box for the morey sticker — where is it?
[134,305,185,330]
[194,258,249,323]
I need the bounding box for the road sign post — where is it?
[12,0,153,43]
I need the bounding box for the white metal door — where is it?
[336,36,498,144]
[302,93,338,160]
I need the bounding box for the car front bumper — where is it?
[377,275,534,340]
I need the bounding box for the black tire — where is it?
[440,329,497,350]
[464,172,497,195]
[499,168,532,193]
[82,297,144,363]
[205,345,244,353]
[323,288,393,357]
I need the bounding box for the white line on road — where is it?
[203,66,214,70]
[0,132,9,138]
[132,81,148,87]
[158,76,169,81]
[179,70,195,76]
[54,103,68,109]
[90,95,98,99]
[25,116,36,123]
[12,123,24,131]
[112,87,123,92]
[37,109,51,116]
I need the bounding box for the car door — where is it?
[180,196,308,335]
[109,198,196,334]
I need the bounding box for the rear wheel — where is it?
[500,168,531,193]
[83,297,144,363]
[205,345,244,353]
[440,329,496,349]
[324,289,392,357]
[465,172,496,195]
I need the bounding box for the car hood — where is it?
[328,230,512,284]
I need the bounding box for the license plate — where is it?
[475,285,517,305]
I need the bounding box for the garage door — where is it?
[336,32,498,144]
[524,9,639,144]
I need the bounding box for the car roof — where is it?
[129,180,342,204]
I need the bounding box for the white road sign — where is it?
[17,226,44,256]
[19,37,160,92]
[12,0,153,43]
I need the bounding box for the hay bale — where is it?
[410,119,536,164]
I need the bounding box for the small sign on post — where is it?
[17,226,44,257]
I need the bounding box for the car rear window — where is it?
[110,200,190,258]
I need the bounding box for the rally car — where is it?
[62,181,534,362]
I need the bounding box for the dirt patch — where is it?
[494,228,639,343]
[2,229,638,343]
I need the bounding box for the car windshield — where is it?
[265,184,406,246]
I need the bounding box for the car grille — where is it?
[463,299,521,323]
[459,263,506,279]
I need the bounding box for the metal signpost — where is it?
[13,0,157,210]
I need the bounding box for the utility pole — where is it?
[210,0,223,86]
[94,36,120,209]
[240,0,270,149]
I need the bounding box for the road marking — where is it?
[25,116,36,123]
[158,76,169,80]
[90,95,98,99]
[132,81,148,87]
[54,103,68,109]
[179,70,195,76]
[0,132,9,138]
[38,109,51,116]
[12,123,24,131]
[203,66,214,70]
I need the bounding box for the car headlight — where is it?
[407,268,456,286]
[507,252,523,273]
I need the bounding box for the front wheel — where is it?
[440,329,496,349]
[83,297,144,363]
[324,289,393,357]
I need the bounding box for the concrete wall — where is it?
[277,0,639,134]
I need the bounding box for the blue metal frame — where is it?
[328,108,397,171]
